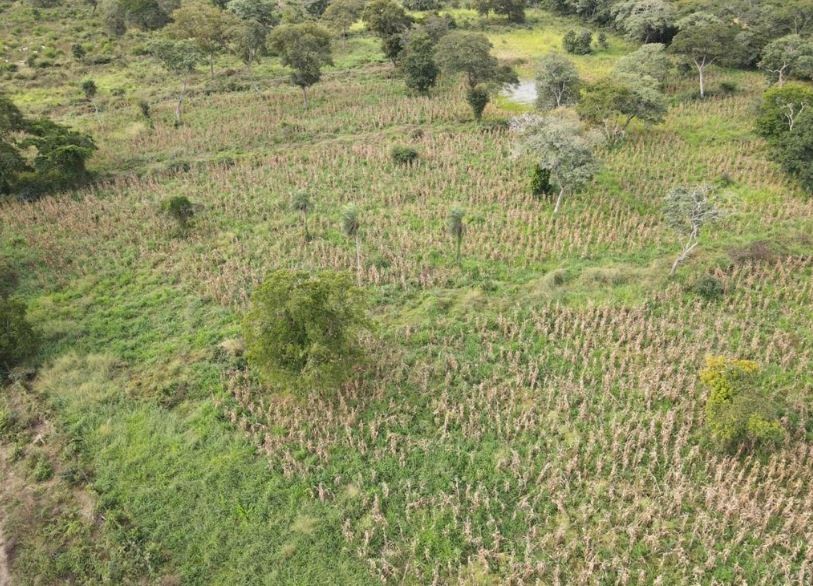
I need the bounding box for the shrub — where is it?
[243,270,369,393]
[161,195,195,231]
[71,43,86,60]
[0,297,38,375]
[719,80,738,95]
[700,356,784,451]
[466,86,489,120]
[563,29,592,55]
[403,0,438,9]
[597,31,608,50]
[529,164,552,199]
[689,274,723,300]
[390,145,419,165]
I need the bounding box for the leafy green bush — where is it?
[465,86,489,121]
[243,270,369,393]
[0,296,38,375]
[161,196,195,232]
[701,356,784,451]
[390,145,419,165]
[690,274,724,300]
[529,164,552,199]
[562,29,592,55]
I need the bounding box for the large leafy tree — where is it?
[148,38,203,125]
[243,270,369,394]
[227,0,278,69]
[611,0,675,43]
[401,31,439,95]
[535,52,580,110]
[614,43,671,88]
[435,31,517,120]
[669,12,742,98]
[322,0,365,38]
[269,23,333,108]
[758,34,813,86]
[662,183,721,275]
[755,83,813,139]
[512,112,600,213]
[578,77,666,146]
[168,0,241,78]
[362,0,413,64]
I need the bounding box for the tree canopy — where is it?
[268,23,333,107]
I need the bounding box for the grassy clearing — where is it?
[1,1,812,584]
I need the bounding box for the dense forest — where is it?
[1,0,812,583]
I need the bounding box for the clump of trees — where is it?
[167,0,241,79]
[701,356,785,451]
[473,0,526,24]
[243,270,369,394]
[614,43,672,88]
[101,0,179,36]
[562,29,593,54]
[322,0,364,38]
[268,23,333,108]
[758,34,813,86]
[227,0,278,71]
[1,95,96,198]
[401,31,439,95]
[512,112,601,213]
[435,31,518,120]
[662,183,720,275]
[611,0,676,43]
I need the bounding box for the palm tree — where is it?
[447,207,465,266]
[342,204,361,283]
[292,191,312,241]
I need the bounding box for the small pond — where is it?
[501,79,537,105]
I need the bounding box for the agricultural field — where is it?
[1,0,812,584]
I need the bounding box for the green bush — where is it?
[465,86,489,121]
[0,296,38,375]
[161,195,195,232]
[690,274,724,300]
[390,145,420,165]
[701,356,784,451]
[562,29,592,55]
[243,270,369,394]
[529,164,552,199]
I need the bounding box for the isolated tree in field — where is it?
[758,34,813,86]
[435,31,517,120]
[614,43,671,88]
[611,0,675,43]
[535,53,580,110]
[447,207,465,266]
[669,12,740,98]
[243,270,368,394]
[169,0,240,78]
[700,356,784,451]
[268,23,333,108]
[342,203,362,282]
[401,31,439,95]
[148,38,202,126]
[291,190,312,241]
[755,83,813,139]
[322,0,364,38]
[578,77,666,146]
[512,113,600,214]
[663,184,720,275]
[0,296,38,375]
[362,0,413,63]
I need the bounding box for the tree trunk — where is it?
[302,86,308,109]
[455,235,461,266]
[175,81,186,127]
[670,239,699,275]
[553,187,565,214]
[697,61,705,99]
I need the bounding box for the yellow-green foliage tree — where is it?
[700,356,784,451]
